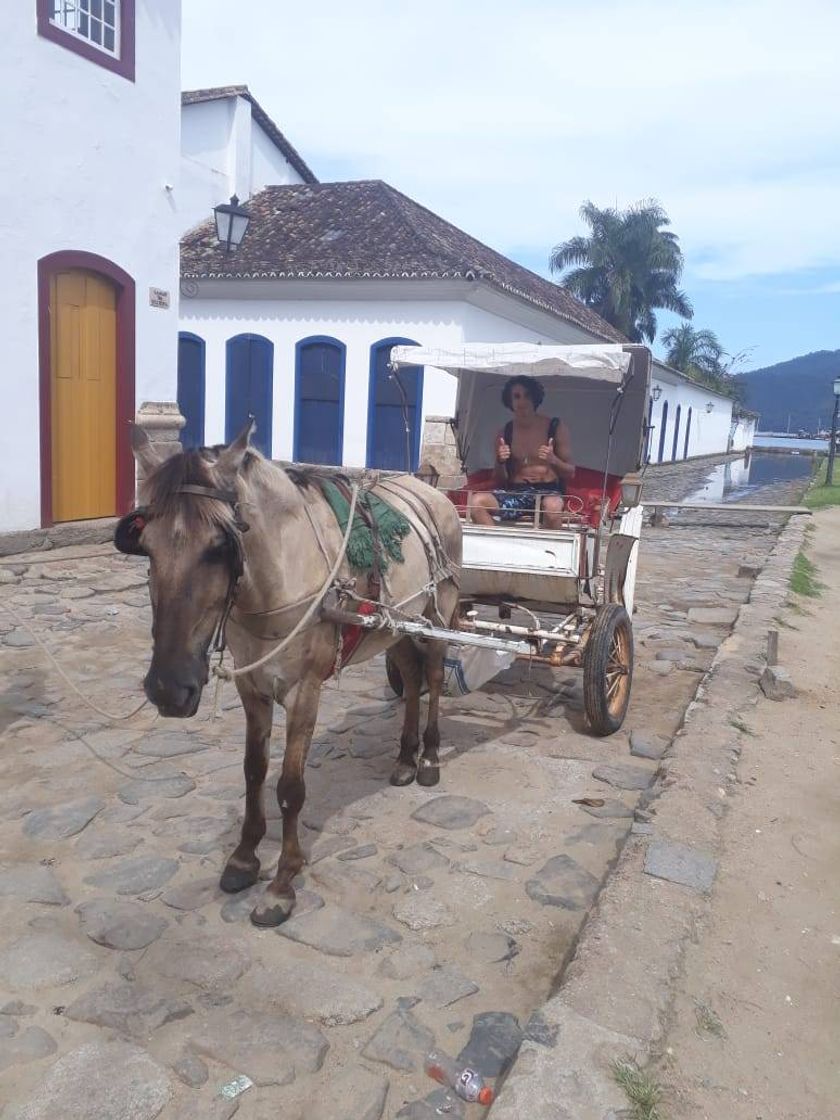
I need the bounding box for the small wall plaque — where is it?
[149,287,170,309]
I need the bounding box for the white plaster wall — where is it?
[179,295,579,466]
[730,416,757,452]
[649,376,735,463]
[179,97,306,234]
[0,0,182,531]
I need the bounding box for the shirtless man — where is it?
[469,375,574,530]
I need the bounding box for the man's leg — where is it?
[542,494,566,530]
[469,492,501,525]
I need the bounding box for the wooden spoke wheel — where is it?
[583,604,634,736]
[385,651,404,697]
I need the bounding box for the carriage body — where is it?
[389,342,651,734]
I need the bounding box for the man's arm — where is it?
[538,420,575,481]
[494,430,510,484]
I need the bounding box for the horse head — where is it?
[115,420,254,717]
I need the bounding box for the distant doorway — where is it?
[177,333,206,449]
[671,404,682,462]
[657,401,669,463]
[226,334,273,456]
[683,407,692,459]
[294,337,345,464]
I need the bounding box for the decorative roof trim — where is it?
[181,86,317,184]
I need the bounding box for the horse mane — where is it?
[143,449,240,532]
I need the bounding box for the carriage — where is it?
[384,342,651,736]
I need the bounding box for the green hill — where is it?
[736,350,840,432]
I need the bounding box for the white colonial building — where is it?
[1,0,183,534]
[177,173,745,477]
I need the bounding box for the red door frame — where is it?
[38,251,136,527]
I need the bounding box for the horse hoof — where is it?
[219,864,259,894]
[417,763,440,787]
[250,897,295,927]
[389,762,417,786]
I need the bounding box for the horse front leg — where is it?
[220,685,273,893]
[418,639,446,787]
[251,673,322,927]
[387,637,424,787]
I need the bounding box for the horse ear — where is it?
[131,424,163,476]
[216,415,255,476]
[114,509,149,556]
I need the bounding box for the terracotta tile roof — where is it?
[180,180,626,342]
[181,86,317,185]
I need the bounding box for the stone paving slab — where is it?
[0,510,788,1118]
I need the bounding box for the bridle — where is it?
[175,485,249,656]
[114,483,249,659]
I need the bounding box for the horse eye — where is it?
[202,542,229,564]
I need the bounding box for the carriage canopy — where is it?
[389,343,651,477]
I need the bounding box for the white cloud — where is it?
[182,0,840,281]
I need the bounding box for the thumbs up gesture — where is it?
[539,432,560,459]
[496,436,511,463]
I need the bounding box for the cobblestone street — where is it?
[0,504,794,1119]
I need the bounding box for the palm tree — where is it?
[662,324,744,401]
[661,324,725,378]
[550,200,693,342]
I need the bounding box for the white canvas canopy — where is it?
[389,343,651,477]
[389,343,631,383]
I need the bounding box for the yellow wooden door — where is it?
[50,270,117,521]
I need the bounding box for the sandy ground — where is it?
[656,507,840,1120]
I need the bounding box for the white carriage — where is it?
[387,342,651,736]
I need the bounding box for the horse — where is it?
[115,420,462,927]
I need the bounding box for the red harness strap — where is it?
[324,601,378,679]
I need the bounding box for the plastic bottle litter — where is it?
[424,1049,494,1106]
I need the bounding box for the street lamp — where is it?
[652,385,662,402]
[826,376,840,485]
[213,194,250,252]
[705,401,714,414]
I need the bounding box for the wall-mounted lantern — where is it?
[652,385,662,402]
[706,401,714,413]
[214,194,251,253]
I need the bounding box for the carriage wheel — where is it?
[385,651,404,697]
[583,604,633,736]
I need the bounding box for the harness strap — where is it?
[176,484,239,504]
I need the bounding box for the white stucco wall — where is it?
[730,416,757,452]
[179,287,581,466]
[648,366,738,463]
[179,95,306,234]
[0,0,182,531]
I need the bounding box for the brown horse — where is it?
[116,421,462,926]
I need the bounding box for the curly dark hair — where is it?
[501,375,545,411]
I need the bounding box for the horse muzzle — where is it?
[144,661,205,718]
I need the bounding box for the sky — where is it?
[181,0,840,370]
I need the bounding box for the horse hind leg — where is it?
[388,637,424,787]
[418,639,446,787]
[220,687,272,893]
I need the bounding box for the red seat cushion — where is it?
[447,467,623,529]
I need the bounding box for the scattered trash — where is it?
[572,797,605,808]
[425,1049,494,1106]
[219,1074,254,1100]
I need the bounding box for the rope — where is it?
[0,599,151,722]
[213,482,360,682]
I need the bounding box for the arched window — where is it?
[683,407,692,459]
[294,337,345,465]
[671,404,682,462]
[177,333,205,449]
[657,401,669,463]
[367,337,423,470]
[225,334,273,457]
